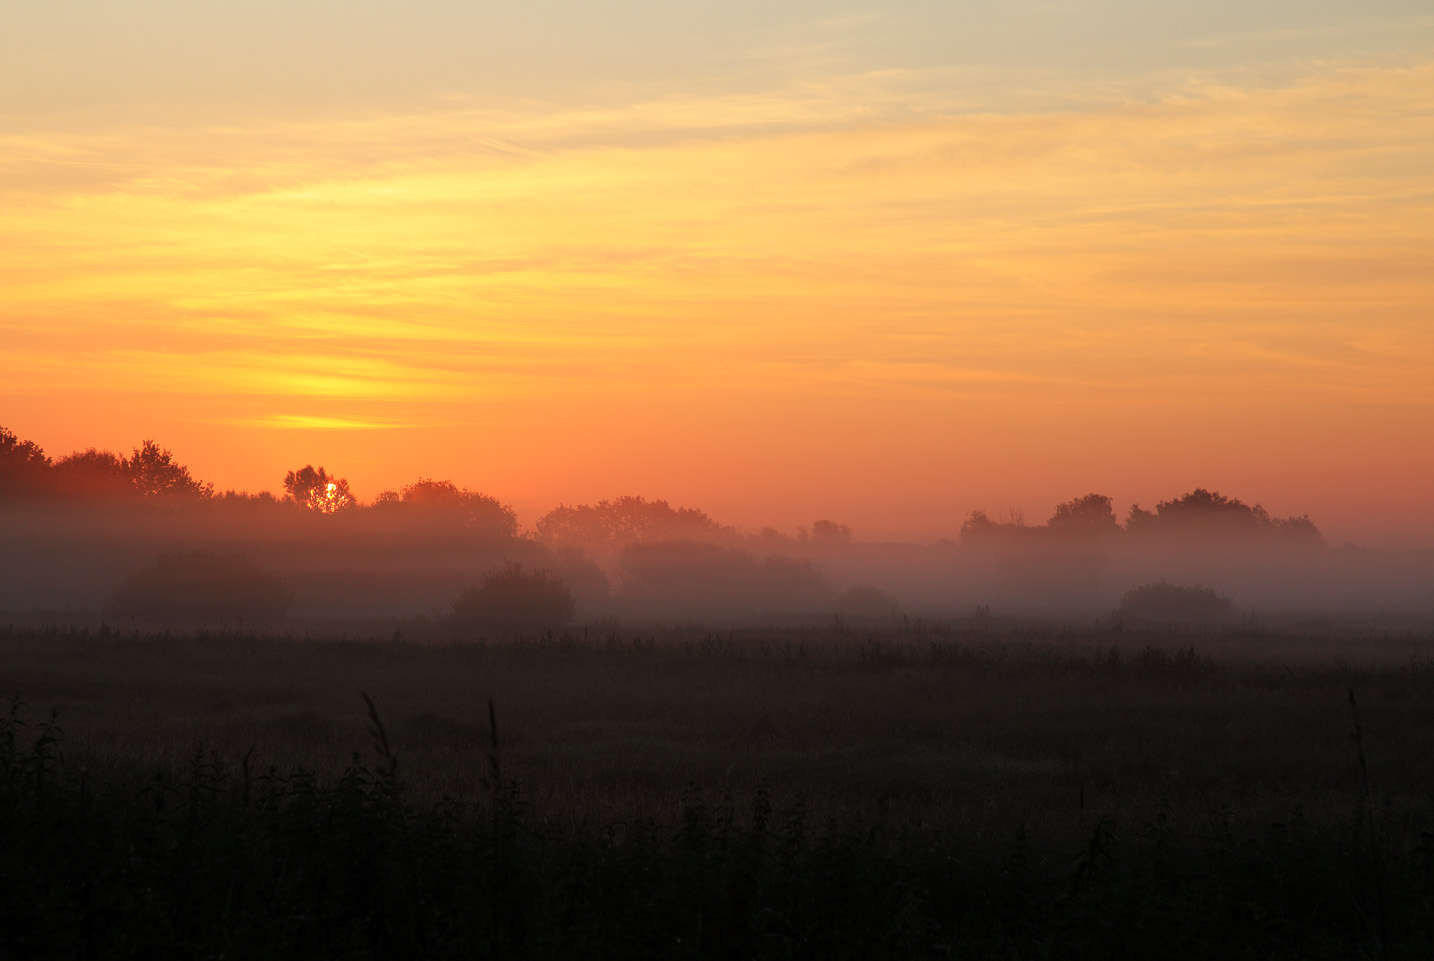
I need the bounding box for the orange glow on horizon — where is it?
[2,61,1431,547]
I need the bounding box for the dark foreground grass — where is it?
[2,715,1434,956]
[5,622,1434,957]
[3,712,1434,960]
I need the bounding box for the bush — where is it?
[110,551,292,621]
[835,586,900,621]
[1116,582,1234,626]
[452,561,575,634]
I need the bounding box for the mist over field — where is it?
[3,426,1431,629]
[5,0,1432,952]
[8,427,1434,957]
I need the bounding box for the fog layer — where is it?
[2,429,1431,627]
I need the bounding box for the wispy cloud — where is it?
[1,58,1430,531]
[211,415,409,431]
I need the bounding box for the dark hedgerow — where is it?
[110,550,292,621]
[452,560,576,634]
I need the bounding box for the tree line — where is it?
[1,425,1323,548]
[1,429,212,502]
[961,491,1322,546]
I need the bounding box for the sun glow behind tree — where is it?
[1,2,1431,545]
[283,466,355,514]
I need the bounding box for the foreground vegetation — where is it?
[4,621,1434,957]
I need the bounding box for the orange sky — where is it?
[2,6,1432,546]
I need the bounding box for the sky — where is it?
[2,1,1432,545]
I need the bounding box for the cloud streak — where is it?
[2,57,1430,541]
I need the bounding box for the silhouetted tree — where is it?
[451,561,575,633]
[404,478,468,506]
[128,440,212,500]
[536,496,732,554]
[1125,488,1322,544]
[283,465,355,514]
[373,478,518,539]
[50,449,133,500]
[810,519,853,546]
[212,490,285,511]
[961,504,1107,598]
[1153,488,1267,531]
[960,510,996,543]
[1125,503,1158,533]
[960,510,1034,546]
[0,427,49,498]
[1047,493,1119,536]
[110,551,292,621]
[1271,514,1324,546]
[3,431,217,504]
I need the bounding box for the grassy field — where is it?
[4,619,1434,957]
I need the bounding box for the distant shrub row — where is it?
[106,548,1238,631]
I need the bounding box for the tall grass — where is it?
[5,622,1434,955]
[3,693,1434,958]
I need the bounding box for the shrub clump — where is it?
[452,561,575,634]
[835,585,900,621]
[1116,582,1234,626]
[110,550,292,621]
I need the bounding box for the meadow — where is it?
[4,619,1434,957]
